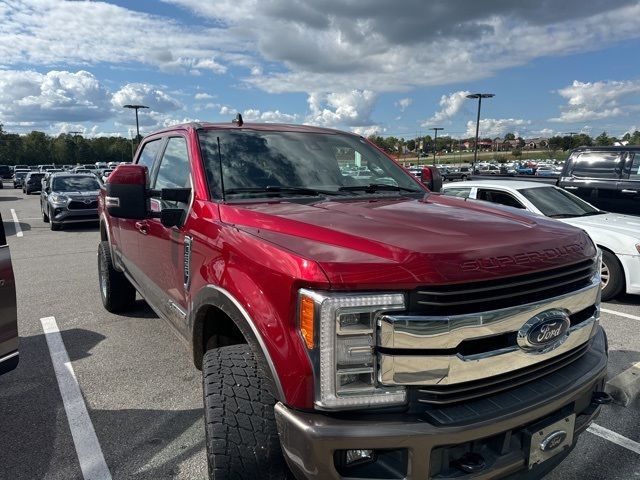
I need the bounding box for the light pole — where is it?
[123,104,148,143]
[466,93,494,172]
[69,131,82,165]
[430,127,443,166]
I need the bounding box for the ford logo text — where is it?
[518,310,570,353]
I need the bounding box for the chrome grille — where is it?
[409,259,595,316]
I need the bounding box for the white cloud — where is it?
[111,83,183,111]
[219,106,238,115]
[195,92,215,100]
[306,90,377,127]
[395,98,412,112]
[423,90,471,125]
[465,118,531,138]
[550,79,640,123]
[351,125,386,137]
[0,69,111,124]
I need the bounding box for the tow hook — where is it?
[451,452,486,474]
[591,391,613,405]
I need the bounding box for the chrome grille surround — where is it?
[377,265,600,388]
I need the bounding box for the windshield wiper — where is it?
[338,183,423,194]
[225,186,346,196]
[577,211,605,217]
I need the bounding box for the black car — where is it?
[0,212,18,375]
[41,174,101,230]
[0,165,12,180]
[558,146,640,214]
[13,170,29,189]
[23,172,45,194]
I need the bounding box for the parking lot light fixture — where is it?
[466,93,494,172]
[430,127,443,166]
[123,104,149,142]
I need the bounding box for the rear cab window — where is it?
[567,152,624,179]
[627,153,640,180]
[476,189,525,209]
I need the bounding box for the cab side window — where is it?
[150,137,192,214]
[136,139,163,182]
[477,189,525,209]
[570,152,623,179]
[443,187,471,199]
[629,154,640,180]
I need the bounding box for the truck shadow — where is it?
[607,293,640,306]
[0,196,23,202]
[0,328,205,479]
[2,220,31,237]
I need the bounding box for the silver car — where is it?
[40,174,101,231]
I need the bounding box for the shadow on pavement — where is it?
[114,299,159,319]
[55,222,100,233]
[0,328,204,479]
[607,349,640,379]
[2,220,31,237]
[0,196,23,202]
[607,293,640,307]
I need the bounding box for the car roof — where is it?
[442,180,551,190]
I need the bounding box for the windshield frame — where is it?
[197,128,426,202]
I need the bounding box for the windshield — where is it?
[519,186,601,217]
[197,129,423,199]
[51,176,100,192]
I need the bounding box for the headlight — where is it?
[50,194,68,204]
[298,289,406,410]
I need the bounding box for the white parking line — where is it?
[41,316,112,480]
[601,308,640,322]
[587,423,640,455]
[10,209,22,237]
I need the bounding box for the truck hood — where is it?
[219,194,595,288]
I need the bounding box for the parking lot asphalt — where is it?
[0,184,638,480]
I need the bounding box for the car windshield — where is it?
[518,186,602,218]
[198,129,424,199]
[51,176,100,192]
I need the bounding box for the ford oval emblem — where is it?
[540,430,567,452]
[517,309,570,353]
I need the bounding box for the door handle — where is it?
[135,221,149,235]
[621,189,638,194]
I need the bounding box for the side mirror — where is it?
[105,164,148,219]
[421,166,443,192]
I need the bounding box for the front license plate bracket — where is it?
[524,414,575,469]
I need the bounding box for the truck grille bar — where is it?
[409,259,594,316]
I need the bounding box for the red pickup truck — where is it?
[98,119,609,480]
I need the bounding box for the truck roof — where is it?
[144,121,358,138]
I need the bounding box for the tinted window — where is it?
[519,186,600,217]
[52,176,101,192]
[569,152,623,179]
[198,130,422,199]
[476,189,525,208]
[136,139,163,175]
[629,154,640,180]
[153,137,191,190]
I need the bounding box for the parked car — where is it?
[558,146,640,215]
[441,167,470,181]
[23,172,45,194]
[100,169,114,183]
[98,120,607,480]
[0,165,12,180]
[38,164,56,172]
[73,168,93,174]
[0,212,18,376]
[442,179,640,300]
[41,174,101,230]
[535,165,560,177]
[13,170,29,189]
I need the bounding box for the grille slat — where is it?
[410,259,595,316]
[68,200,98,210]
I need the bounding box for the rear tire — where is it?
[97,240,136,312]
[50,221,60,230]
[202,344,291,480]
[601,250,624,301]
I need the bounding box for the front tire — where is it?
[97,240,136,312]
[601,250,624,301]
[42,206,49,223]
[202,344,290,480]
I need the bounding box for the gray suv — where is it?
[40,174,101,231]
[0,212,18,375]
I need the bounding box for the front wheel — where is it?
[203,344,291,480]
[601,250,624,301]
[97,241,136,312]
[42,206,49,223]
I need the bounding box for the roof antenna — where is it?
[232,113,243,126]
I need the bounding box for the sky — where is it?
[2,0,640,141]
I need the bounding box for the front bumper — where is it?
[619,253,640,295]
[50,205,98,224]
[275,327,608,480]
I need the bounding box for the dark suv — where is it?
[558,146,640,214]
[0,212,18,375]
[23,172,45,194]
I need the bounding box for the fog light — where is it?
[345,449,374,466]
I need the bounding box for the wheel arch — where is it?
[598,244,626,289]
[190,285,286,402]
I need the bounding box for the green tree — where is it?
[504,132,515,140]
[595,132,613,146]
[511,148,522,158]
[22,131,51,165]
[628,131,640,145]
[406,139,416,151]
